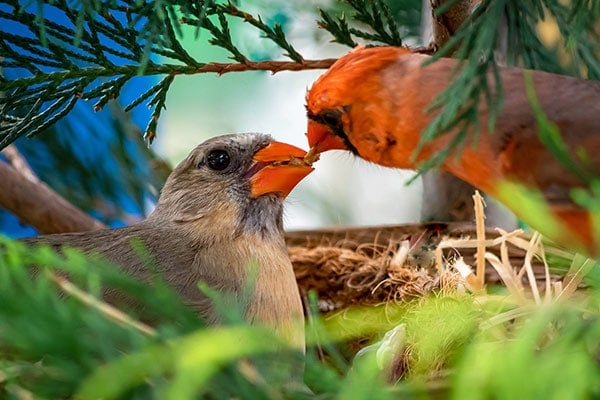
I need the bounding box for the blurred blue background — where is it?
[1,1,425,238]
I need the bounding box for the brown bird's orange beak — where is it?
[249,141,314,198]
[307,120,347,153]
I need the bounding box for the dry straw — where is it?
[288,190,588,311]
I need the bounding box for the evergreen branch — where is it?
[8,79,83,108]
[40,23,100,59]
[348,27,392,43]
[214,10,248,63]
[503,3,564,73]
[0,6,126,70]
[137,4,167,70]
[318,0,403,47]
[2,59,336,94]
[317,9,357,48]
[88,76,131,111]
[0,56,335,148]
[87,18,142,59]
[1,0,330,147]
[0,99,42,147]
[4,7,76,69]
[8,0,178,69]
[420,0,598,170]
[45,45,98,67]
[0,60,27,69]
[162,6,200,67]
[24,93,80,138]
[85,11,111,65]
[123,78,167,113]
[149,47,190,63]
[379,0,402,45]
[92,44,140,63]
[70,0,94,46]
[184,58,336,73]
[0,93,78,147]
[179,14,248,63]
[60,12,140,62]
[345,0,403,45]
[218,3,304,62]
[0,83,50,106]
[144,74,174,143]
[544,0,600,79]
[0,38,45,73]
[0,31,57,64]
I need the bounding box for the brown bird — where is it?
[23,133,313,349]
[306,46,600,256]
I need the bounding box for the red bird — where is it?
[306,46,600,256]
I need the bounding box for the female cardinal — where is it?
[306,46,600,257]
[23,133,313,349]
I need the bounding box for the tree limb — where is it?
[0,152,105,234]
[192,59,338,74]
[2,144,39,183]
[430,0,473,49]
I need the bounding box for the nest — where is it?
[289,238,440,311]
[288,225,444,310]
[285,194,578,312]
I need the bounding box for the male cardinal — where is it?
[306,46,600,256]
[23,133,313,349]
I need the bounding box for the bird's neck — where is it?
[240,233,305,350]
[238,195,285,238]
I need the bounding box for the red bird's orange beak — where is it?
[307,120,347,153]
[248,141,314,198]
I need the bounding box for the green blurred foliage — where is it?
[3,236,600,399]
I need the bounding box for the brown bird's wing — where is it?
[21,223,208,310]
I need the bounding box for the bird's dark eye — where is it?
[320,109,343,127]
[206,149,230,171]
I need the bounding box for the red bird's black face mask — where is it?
[306,108,354,155]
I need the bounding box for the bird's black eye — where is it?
[320,109,343,127]
[206,149,230,171]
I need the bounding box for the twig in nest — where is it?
[473,190,486,292]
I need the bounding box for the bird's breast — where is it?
[187,233,304,349]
